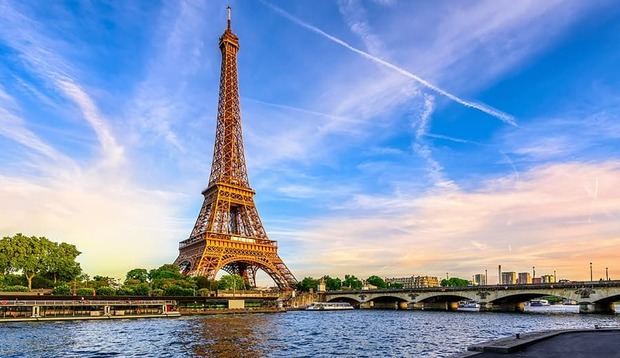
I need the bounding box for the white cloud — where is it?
[287,161,620,281]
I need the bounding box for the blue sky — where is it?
[1,0,620,284]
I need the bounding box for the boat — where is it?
[306,302,354,311]
[457,301,480,311]
[530,299,550,306]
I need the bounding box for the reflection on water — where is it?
[189,314,274,357]
[0,309,619,357]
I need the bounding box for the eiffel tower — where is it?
[174,7,297,290]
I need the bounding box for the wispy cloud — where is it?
[261,0,516,126]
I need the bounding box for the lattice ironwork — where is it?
[174,7,297,290]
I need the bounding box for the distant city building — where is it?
[501,272,517,285]
[541,274,556,283]
[532,277,542,284]
[385,275,440,288]
[474,274,487,286]
[518,272,532,285]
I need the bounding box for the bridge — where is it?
[323,281,620,314]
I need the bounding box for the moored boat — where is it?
[529,299,550,306]
[306,302,354,311]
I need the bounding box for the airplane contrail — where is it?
[261,1,517,127]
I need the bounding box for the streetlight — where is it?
[485,269,488,286]
[590,262,593,282]
[606,267,609,281]
[532,266,535,279]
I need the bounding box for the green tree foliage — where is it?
[1,234,47,290]
[366,275,387,289]
[116,287,135,296]
[164,285,194,296]
[2,285,30,292]
[90,276,119,289]
[0,274,26,287]
[388,282,404,289]
[149,264,183,281]
[151,289,164,297]
[197,288,212,297]
[218,274,245,290]
[0,234,82,290]
[440,277,470,287]
[126,268,148,283]
[130,283,151,296]
[297,277,320,292]
[322,276,342,291]
[52,284,71,295]
[195,276,218,290]
[76,287,95,296]
[342,275,362,290]
[96,286,116,296]
[43,242,82,284]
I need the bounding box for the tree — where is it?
[196,276,218,290]
[96,286,116,296]
[342,275,362,290]
[1,234,82,290]
[388,282,404,289]
[218,274,245,290]
[44,242,82,284]
[91,275,119,289]
[323,276,342,291]
[3,234,50,290]
[366,275,387,289]
[126,268,148,283]
[149,264,183,281]
[441,277,470,287]
[297,277,319,292]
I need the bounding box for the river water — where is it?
[1,308,619,357]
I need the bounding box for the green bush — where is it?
[53,284,71,295]
[96,286,116,296]
[164,285,194,296]
[116,287,134,296]
[1,274,27,287]
[76,287,95,296]
[131,283,151,296]
[197,288,213,297]
[151,289,164,297]
[32,276,55,289]
[2,285,30,292]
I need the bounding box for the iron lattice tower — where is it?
[174,7,297,290]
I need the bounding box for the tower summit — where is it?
[174,7,297,290]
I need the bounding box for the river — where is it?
[1,307,619,357]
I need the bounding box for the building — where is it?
[518,272,532,285]
[501,272,517,285]
[384,275,440,288]
[532,277,542,284]
[415,276,440,288]
[541,274,556,283]
[474,274,487,286]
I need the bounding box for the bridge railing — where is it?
[330,280,620,295]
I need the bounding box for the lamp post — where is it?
[532,266,535,279]
[606,267,609,281]
[485,269,488,286]
[590,262,593,282]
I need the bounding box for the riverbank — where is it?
[460,328,620,357]
[0,295,283,322]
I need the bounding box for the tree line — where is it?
[296,275,405,292]
[0,234,252,296]
[297,275,471,291]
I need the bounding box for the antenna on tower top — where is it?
[227,5,232,29]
